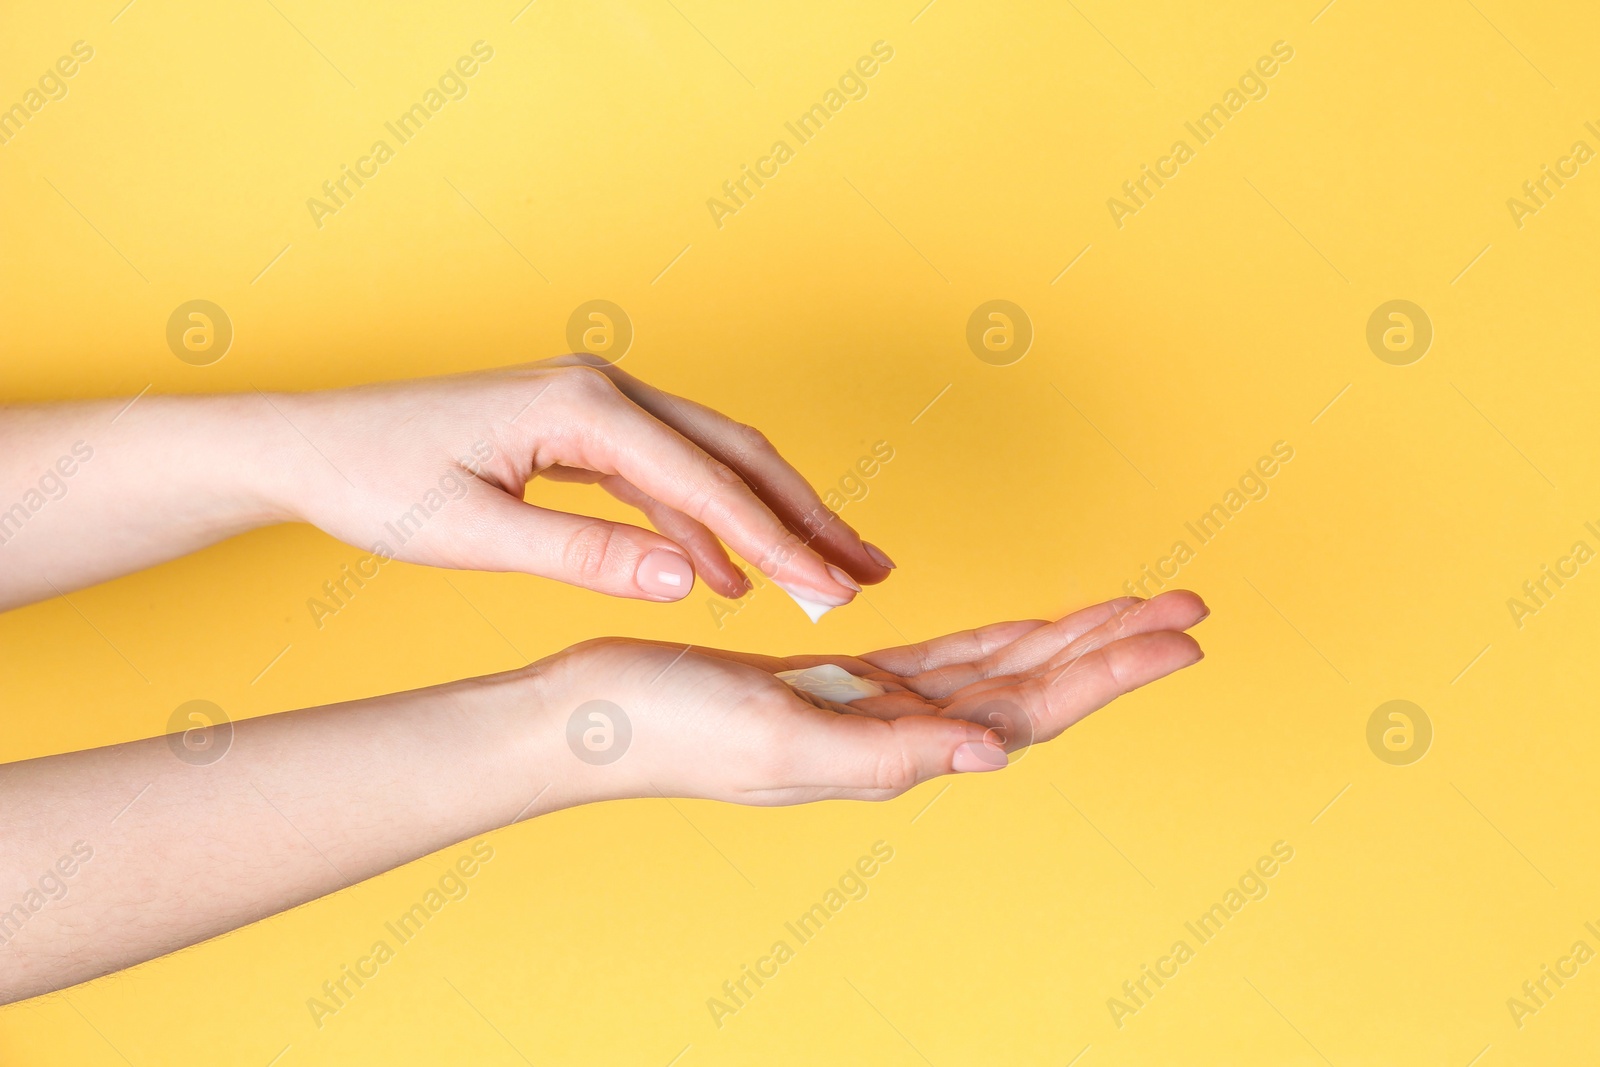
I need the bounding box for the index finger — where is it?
[945,630,1205,749]
[543,366,861,609]
[562,355,895,585]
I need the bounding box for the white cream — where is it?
[776,582,840,624]
[775,664,886,704]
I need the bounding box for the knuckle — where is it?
[705,451,745,488]
[553,363,619,401]
[728,421,772,456]
[795,503,837,541]
[874,743,920,795]
[1099,645,1134,691]
[752,529,805,579]
[563,522,623,583]
[683,452,747,522]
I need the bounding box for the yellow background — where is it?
[3,0,1599,1062]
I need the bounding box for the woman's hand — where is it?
[0,590,1204,1002]
[532,589,1207,805]
[266,356,884,606]
[0,356,882,610]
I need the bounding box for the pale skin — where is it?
[0,356,1208,1004]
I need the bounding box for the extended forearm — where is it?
[0,393,299,609]
[0,664,563,1004]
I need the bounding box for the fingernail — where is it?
[863,541,896,569]
[952,740,1008,772]
[825,564,861,592]
[637,549,693,599]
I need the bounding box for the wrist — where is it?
[106,392,304,533]
[225,390,322,526]
[457,655,599,822]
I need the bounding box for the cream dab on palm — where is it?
[775,664,886,704]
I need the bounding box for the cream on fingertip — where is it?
[776,581,848,623]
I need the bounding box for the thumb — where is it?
[804,713,1009,799]
[459,489,697,601]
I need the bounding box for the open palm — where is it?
[537,590,1206,806]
